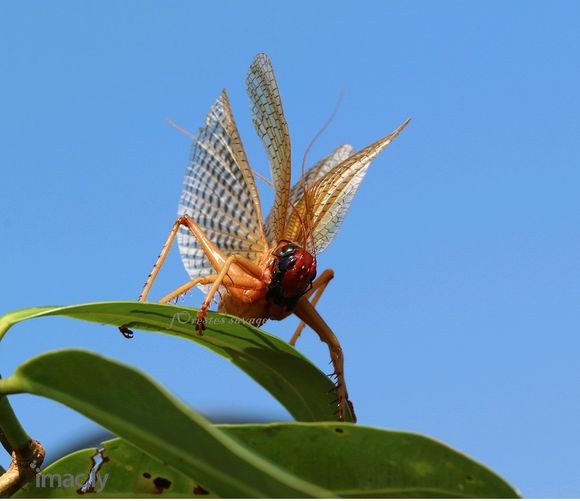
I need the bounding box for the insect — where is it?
[137,53,409,421]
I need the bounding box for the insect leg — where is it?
[139,214,230,302]
[292,297,355,422]
[138,214,267,334]
[139,217,184,302]
[289,268,335,346]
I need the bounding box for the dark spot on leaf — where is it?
[143,472,151,479]
[335,428,344,433]
[465,474,474,481]
[193,484,210,495]
[153,476,172,492]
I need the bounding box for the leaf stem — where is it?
[0,376,45,496]
[0,378,30,454]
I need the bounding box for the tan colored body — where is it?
[137,54,409,422]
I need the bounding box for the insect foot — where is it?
[347,399,357,422]
[195,312,206,336]
[118,326,134,339]
[334,395,356,423]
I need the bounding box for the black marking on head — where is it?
[275,242,300,258]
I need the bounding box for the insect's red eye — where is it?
[268,245,317,309]
[280,250,316,296]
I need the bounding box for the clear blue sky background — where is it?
[1,1,579,497]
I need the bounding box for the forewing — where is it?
[246,53,291,245]
[284,119,411,253]
[177,91,268,283]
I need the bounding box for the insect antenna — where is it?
[299,88,344,255]
[251,168,274,188]
[165,117,198,141]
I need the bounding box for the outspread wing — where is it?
[283,119,411,253]
[246,53,291,245]
[288,144,354,206]
[269,144,352,249]
[177,90,268,283]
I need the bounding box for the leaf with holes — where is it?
[15,424,519,499]
[14,438,213,498]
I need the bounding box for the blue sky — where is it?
[1,0,579,497]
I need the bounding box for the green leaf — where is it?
[0,349,332,498]
[0,301,353,422]
[17,423,519,499]
[15,438,213,498]
[224,423,520,498]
